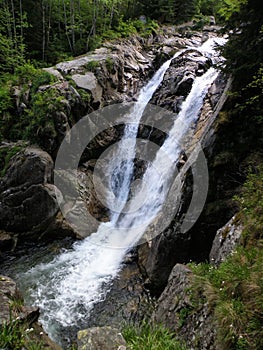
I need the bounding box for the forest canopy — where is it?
[0,0,249,69]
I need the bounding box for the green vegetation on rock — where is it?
[188,167,263,350]
[0,144,26,177]
[0,316,43,350]
[123,322,189,350]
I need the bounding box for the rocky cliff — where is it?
[0,25,240,350]
[0,26,224,248]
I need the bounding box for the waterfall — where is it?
[19,37,226,343]
[109,49,185,224]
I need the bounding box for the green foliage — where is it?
[0,316,44,350]
[0,319,25,350]
[0,66,59,150]
[221,0,263,84]
[235,166,263,244]
[116,18,138,37]
[192,15,210,30]
[0,83,12,115]
[188,167,263,350]
[0,0,29,73]
[0,144,25,177]
[85,60,100,71]
[198,0,247,20]
[217,0,247,21]
[123,322,189,350]
[189,245,263,349]
[174,0,200,24]
[178,306,193,328]
[22,88,65,145]
[105,57,114,72]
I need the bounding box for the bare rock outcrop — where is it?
[209,214,243,265]
[77,326,127,350]
[152,264,216,350]
[0,145,59,237]
[0,275,39,326]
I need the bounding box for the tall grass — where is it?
[123,322,188,350]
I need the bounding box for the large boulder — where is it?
[152,264,216,350]
[0,145,59,236]
[77,326,127,350]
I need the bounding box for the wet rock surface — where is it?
[150,49,212,112]
[85,261,152,328]
[137,72,229,295]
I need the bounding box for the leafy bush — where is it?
[0,84,12,115]
[115,18,159,38]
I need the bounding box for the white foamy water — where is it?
[19,37,226,342]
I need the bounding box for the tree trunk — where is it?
[42,0,46,61]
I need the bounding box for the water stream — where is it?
[7,37,226,344]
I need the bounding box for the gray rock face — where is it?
[84,261,152,328]
[152,264,216,350]
[54,37,155,105]
[151,49,212,112]
[138,71,229,295]
[209,215,243,265]
[0,230,13,251]
[71,72,103,102]
[0,146,59,235]
[0,275,18,326]
[77,326,127,350]
[0,275,39,326]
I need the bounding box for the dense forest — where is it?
[0,0,258,144]
[0,0,263,349]
[0,0,247,68]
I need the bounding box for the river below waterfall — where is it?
[0,36,227,347]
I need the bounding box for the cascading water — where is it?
[18,37,226,344]
[109,49,185,223]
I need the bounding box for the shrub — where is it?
[0,84,12,115]
[85,60,100,71]
[105,57,114,72]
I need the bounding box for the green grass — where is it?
[123,322,188,350]
[0,317,44,350]
[188,167,263,350]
